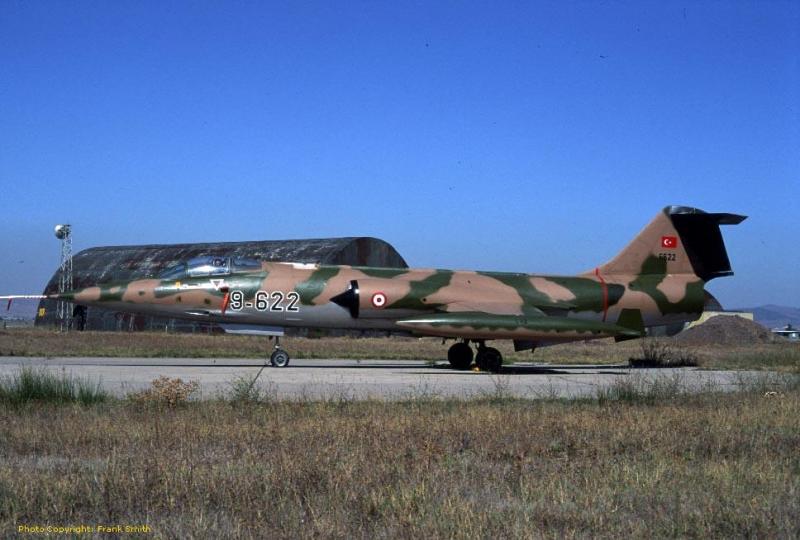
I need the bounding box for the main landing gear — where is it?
[447,340,503,373]
[476,345,503,373]
[269,336,290,368]
[447,341,473,370]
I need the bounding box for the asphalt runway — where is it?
[0,356,768,400]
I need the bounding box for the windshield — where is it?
[159,256,262,280]
[160,263,187,280]
[186,256,230,277]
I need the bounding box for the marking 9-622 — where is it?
[229,290,300,312]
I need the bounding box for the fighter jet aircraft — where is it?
[3,206,745,371]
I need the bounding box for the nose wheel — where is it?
[269,337,291,368]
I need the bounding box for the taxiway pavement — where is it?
[0,357,767,400]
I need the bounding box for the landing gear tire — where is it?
[448,342,474,370]
[270,348,290,368]
[475,347,503,373]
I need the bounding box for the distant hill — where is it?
[737,305,800,331]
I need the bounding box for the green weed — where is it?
[0,366,108,405]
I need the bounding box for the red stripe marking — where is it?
[220,292,230,315]
[595,267,609,322]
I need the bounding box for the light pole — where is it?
[54,224,73,331]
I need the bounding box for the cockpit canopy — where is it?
[159,256,262,280]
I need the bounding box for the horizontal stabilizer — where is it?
[668,207,746,281]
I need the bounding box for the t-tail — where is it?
[596,205,746,281]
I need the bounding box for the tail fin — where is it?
[597,206,746,281]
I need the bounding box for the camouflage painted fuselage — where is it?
[57,206,744,347]
[60,260,699,343]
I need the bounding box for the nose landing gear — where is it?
[269,336,291,368]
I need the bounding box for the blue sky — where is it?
[1,1,798,310]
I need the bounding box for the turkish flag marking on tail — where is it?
[661,236,678,249]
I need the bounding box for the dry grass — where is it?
[692,344,800,372]
[0,384,798,538]
[1,328,799,372]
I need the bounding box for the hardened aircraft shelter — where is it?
[36,237,407,332]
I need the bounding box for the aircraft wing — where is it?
[396,311,643,340]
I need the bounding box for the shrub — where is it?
[226,372,275,405]
[629,339,699,368]
[128,376,199,407]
